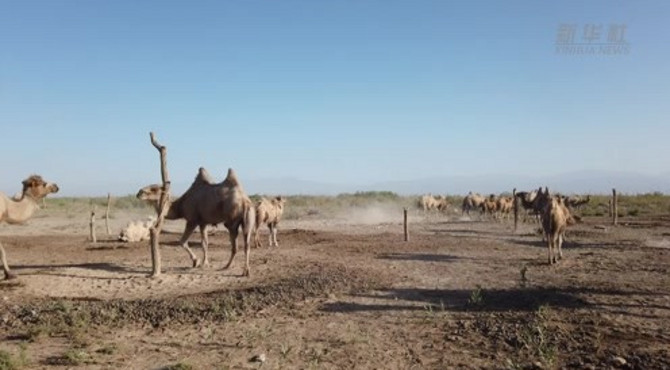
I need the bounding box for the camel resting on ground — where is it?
[254,196,286,248]
[140,168,255,276]
[118,216,156,242]
[0,175,59,279]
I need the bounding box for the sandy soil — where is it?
[1,209,669,369]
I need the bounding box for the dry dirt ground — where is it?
[1,210,669,369]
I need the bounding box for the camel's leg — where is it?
[272,223,279,247]
[253,225,261,248]
[242,220,252,277]
[267,224,273,247]
[558,232,564,260]
[223,227,239,271]
[179,222,200,268]
[0,242,17,280]
[547,237,553,265]
[200,224,210,268]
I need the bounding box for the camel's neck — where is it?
[2,194,40,224]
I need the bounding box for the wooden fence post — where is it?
[89,206,97,243]
[513,188,518,232]
[612,188,618,225]
[403,208,409,242]
[105,193,112,235]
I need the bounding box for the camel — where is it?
[418,194,439,212]
[482,194,499,219]
[515,187,549,222]
[118,216,156,242]
[565,195,591,210]
[136,184,181,219]
[254,196,286,248]
[0,175,59,279]
[140,168,255,276]
[434,195,450,212]
[461,192,485,216]
[541,195,571,265]
[496,196,514,220]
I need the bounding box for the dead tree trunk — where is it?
[105,193,112,235]
[149,132,171,277]
[89,206,97,243]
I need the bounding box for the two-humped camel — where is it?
[138,168,256,276]
[254,196,286,248]
[541,194,572,265]
[0,175,59,279]
[461,192,485,216]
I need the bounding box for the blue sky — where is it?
[1,1,668,196]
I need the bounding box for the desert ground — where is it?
[1,198,669,369]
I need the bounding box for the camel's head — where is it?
[274,196,287,209]
[21,175,59,200]
[137,184,163,201]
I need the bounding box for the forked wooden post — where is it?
[149,132,171,277]
[403,208,409,242]
[512,188,518,232]
[89,206,97,243]
[105,193,112,235]
[612,188,618,226]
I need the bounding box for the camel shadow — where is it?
[377,252,464,263]
[321,285,668,318]
[321,286,590,314]
[13,262,145,275]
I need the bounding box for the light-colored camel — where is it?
[146,167,255,276]
[254,196,286,248]
[541,195,571,265]
[434,195,450,212]
[496,196,514,220]
[0,175,59,279]
[418,194,438,212]
[461,192,485,216]
[482,194,499,219]
[118,216,156,242]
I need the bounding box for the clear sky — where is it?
[1,1,668,196]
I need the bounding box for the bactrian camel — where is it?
[254,196,286,248]
[138,168,256,276]
[541,195,571,265]
[0,175,59,279]
[461,192,485,216]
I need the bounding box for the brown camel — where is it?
[0,175,59,279]
[140,168,255,276]
[254,196,286,248]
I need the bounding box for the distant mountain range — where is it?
[244,170,670,196]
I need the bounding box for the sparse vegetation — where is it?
[163,363,193,370]
[468,285,484,307]
[0,346,28,370]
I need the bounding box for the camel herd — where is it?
[0,171,593,281]
[453,188,585,264]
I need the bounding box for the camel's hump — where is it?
[223,168,240,187]
[194,167,216,185]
